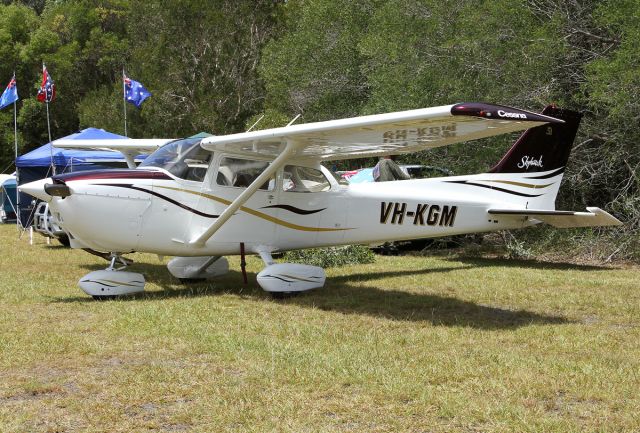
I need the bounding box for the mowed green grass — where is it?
[0,225,638,433]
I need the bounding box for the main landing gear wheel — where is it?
[92,295,118,301]
[255,250,326,295]
[78,253,146,299]
[269,291,302,300]
[178,278,206,284]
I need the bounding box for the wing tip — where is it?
[451,102,564,124]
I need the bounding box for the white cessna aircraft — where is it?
[20,102,621,299]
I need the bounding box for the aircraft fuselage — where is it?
[47,164,537,257]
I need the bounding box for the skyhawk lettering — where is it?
[517,155,544,169]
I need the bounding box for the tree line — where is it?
[0,0,637,259]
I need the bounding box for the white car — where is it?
[345,164,453,183]
[33,201,69,246]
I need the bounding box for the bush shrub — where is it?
[283,245,375,268]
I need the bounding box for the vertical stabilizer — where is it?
[445,106,583,210]
[489,106,582,174]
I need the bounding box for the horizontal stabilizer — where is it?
[488,207,622,228]
[52,138,173,154]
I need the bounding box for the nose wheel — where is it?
[79,252,146,299]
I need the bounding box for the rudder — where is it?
[489,106,583,175]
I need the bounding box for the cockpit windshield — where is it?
[139,137,212,182]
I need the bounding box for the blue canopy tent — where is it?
[15,128,135,227]
[1,177,17,223]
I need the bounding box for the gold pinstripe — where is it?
[82,279,143,287]
[279,274,321,283]
[477,180,555,189]
[157,186,351,232]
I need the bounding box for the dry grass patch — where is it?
[0,225,638,432]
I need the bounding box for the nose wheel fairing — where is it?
[78,269,146,298]
[78,252,146,298]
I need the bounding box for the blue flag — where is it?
[0,75,18,110]
[124,75,151,108]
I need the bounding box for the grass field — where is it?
[0,224,638,432]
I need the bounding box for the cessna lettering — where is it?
[497,110,527,119]
[380,202,457,227]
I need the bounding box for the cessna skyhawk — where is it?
[20,102,621,298]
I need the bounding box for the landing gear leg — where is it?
[106,252,130,271]
[78,252,146,299]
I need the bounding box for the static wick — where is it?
[286,114,302,127]
[246,114,265,132]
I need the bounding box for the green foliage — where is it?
[260,0,374,122]
[283,244,375,268]
[0,0,637,260]
[124,0,281,137]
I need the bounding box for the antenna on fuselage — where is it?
[246,115,265,132]
[287,114,302,127]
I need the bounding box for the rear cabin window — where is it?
[283,165,331,192]
[216,157,275,191]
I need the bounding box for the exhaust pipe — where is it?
[44,182,71,197]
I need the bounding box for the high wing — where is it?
[200,102,563,161]
[52,138,174,168]
[488,207,622,228]
[188,102,563,247]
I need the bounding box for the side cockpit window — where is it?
[216,157,275,191]
[139,137,211,182]
[283,165,331,192]
[178,145,212,182]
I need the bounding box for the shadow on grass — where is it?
[446,256,612,271]
[51,262,569,330]
[43,244,68,250]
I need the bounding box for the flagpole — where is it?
[13,79,20,229]
[41,62,55,176]
[46,100,54,175]
[123,67,128,137]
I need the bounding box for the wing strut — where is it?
[122,151,137,169]
[188,140,299,247]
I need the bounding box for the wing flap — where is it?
[488,207,622,228]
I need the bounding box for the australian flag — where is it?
[124,75,151,108]
[0,75,18,110]
[37,65,55,103]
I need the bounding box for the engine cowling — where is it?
[257,263,326,293]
